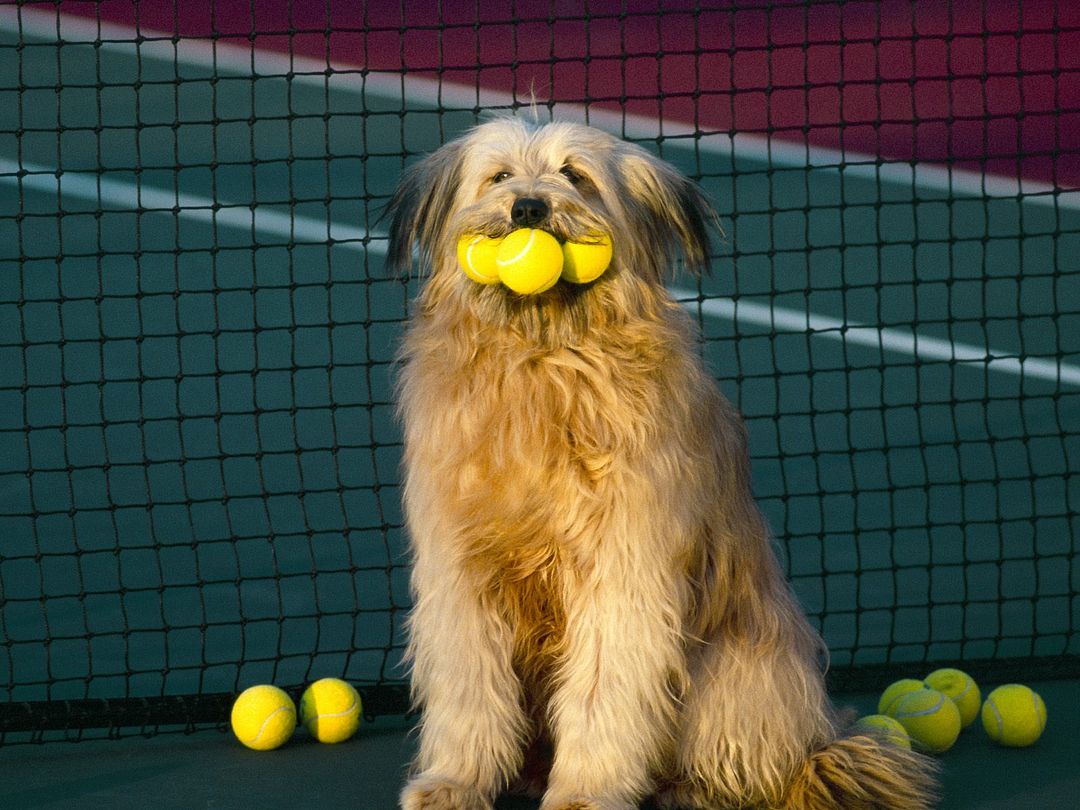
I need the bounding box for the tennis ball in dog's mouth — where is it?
[561,232,613,284]
[495,228,564,294]
[456,233,504,285]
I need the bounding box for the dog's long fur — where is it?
[389,118,938,810]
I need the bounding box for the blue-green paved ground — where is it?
[2,23,1079,809]
[0,681,1076,809]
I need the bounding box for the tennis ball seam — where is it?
[496,230,539,267]
[925,669,973,700]
[248,705,295,744]
[457,234,503,284]
[894,692,946,719]
[465,239,495,278]
[878,678,924,715]
[984,698,1004,739]
[305,697,358,720]
[465,239,482,267]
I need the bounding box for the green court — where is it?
[1,4,1079,808]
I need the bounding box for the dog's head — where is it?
[385,118,718,329]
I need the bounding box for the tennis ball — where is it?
[561,232,613,284]
[456,233,503,285]
[299,677,363,744]
[891,687,962,753]
[878,678,926,716]
[230,684,296,751]
[853,714,912,750]
[981,684,1046,747]
[924,668,981,728]
[495,228,563,294]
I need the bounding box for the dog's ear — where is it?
[383,140,465,276]
[618,148,719,277]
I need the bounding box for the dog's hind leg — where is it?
[668,601,937,810]
[666,621,835,808]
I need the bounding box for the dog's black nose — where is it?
[510,197,549,227]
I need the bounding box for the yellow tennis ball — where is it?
[878,678,925,716]
[924,668,981,729]
[230,685,297,751]
[891,687,962,753]
[299,678,362,744]
[456,233,503,285]
[981,684,1046,747]
[853,714,912,750]
[495,228,563,294]
[561,232,613,284]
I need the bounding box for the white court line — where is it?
[2,7,1078,387]
[0,158,369,246]
[670,289,1080,387]
[4,159,1077,387]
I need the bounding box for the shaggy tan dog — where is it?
[387,118,937,810]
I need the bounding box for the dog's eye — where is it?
[560,165,583,185]
[491,171,512,184]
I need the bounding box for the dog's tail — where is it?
[782,733,939,810]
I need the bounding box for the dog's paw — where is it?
[400,775,492,810]
[540,799,633,810]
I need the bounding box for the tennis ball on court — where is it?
[924,668,981,728]
[456,233,503,285]
[560,232,613,284]
[878,678,926,716]
[495,228,563,294]
[230,684,296,751]
[981,684,1046,747]
[891,687,962,753]
[853,714,912,750]
[299,678,362,744]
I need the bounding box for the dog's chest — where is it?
[431,349,654,686]
[478,532,566,698]
[457,348,654,472]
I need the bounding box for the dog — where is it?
[386,117,937,810]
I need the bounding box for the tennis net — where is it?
[1,0,1078,742]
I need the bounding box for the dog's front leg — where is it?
[541,539,685,810]
[400,523,529,809]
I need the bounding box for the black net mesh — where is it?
[1,1,1078,742]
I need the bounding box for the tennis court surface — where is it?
[1,2,1078,808]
